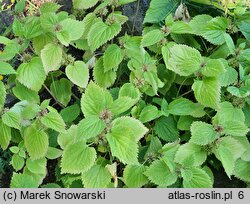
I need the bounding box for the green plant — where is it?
[0,0,250,188]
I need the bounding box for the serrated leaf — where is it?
[60,104,80,123]
[222,121,249,137]
[219,66,238,87]
[154,116,179,142]
[24,125,49,160]
[234,159,250,182]
[41,107,66,133]
[46,147,62,160]
[88,19,122,51]
[0,119,11,150]
[2,110,21,129]
[10,173,39,188]
[16,57,46,92]
[166,44,201,76]
[123,165,148,187]
[0,61,16,75]
[26,158,47,175]
[40,2,61,13]
[182,167,213,188]
[192,78,220,109]
[119,83,141,100]
[0,81,6,111]
[66,61,89,88]
[13,82,40,103]
[107,117,148,164]
[142,29,165,47]
[201,58,225,77]
[50,78,72,106]
[61,141,96,174]
[82,164,112,188]
[93,57,117,88]
[139,105,159,123]
[77,116,106,140]
[110,96,136,116]
[58,125,78,149]
[103,44,124,72]
[168,97,205,118]
[144,159,178,186]
[11,154,25,171]
[41,43,62,73]
[190,121,218,145]
[73,0,99,9]
[175,143,207,167]
[81,82,113,117]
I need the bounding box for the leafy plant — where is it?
[0,0,250,188]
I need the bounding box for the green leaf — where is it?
[110,96,136,116]
[50,78,72,106]
[26,158,47,175]
[107,117,148,164]
[73,0,99,9]
[77,116,106,140]
[222,121,249,137]
[11,154,25,171]
[0,119,11,150]
[201,58,225,77]
[93,58,117,88]
[40,2,61,13]
[123,165,148,187]
[41,43,63,74]
[142,29,165,47]
[40,12,58,32]
[10,173,39,188]
[103,44,124,72]
[182,167,213,188]
[81,82,113,117]
[2,110,21,129]
[16,57,46,92]
[0,37,20,61]
[154,116,179,142]
[177,116,195,131]
[234,159,250,182]
[168,98,205,118]
[58,125,78,149]
[139,105,160,123]
[61,141,96,174]
[175,143,207,167]
[82,164,112,188]
[13,82,40,103]
[0,81,6,111]
[24,17,43,39]
[119,83,141,100]
[0,62,16,75]
[60,104,80,123]
[165,44,201,76]
[219,66,238,87]
[144,0,179,23]
[190,121,218,145]
[192,78,220,109]
[46,147,62,160]
[88,19,122,51]
[41,107,66,133]
[24,124,49,160]
[144,159,178,186]
[66,61,89,88]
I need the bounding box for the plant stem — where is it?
[43,84,65,108]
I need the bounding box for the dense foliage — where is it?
[0,0,250,188]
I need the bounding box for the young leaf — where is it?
[119,83,141,100]
[142,29,165,47]
[58,125,78,149]
[11,154,25,171]
[77,116,106,140]
[182,167,213,188]
[24,125,49,160]
[88,19,122,51]
[192,78,220,109]
[16,57,46,92]
[81,82,113,117]
[41,43,63,73]
[46,147,62,160]
[50,78,72,106]
[166,44,201,76]
[66,61,89,88]
[0,119,11,150]
[190,121,218,145]
[82,164,112,188]
[123,165,148,188]
[144,159,178,186]
[139,105,160,123]
[106,117,148,164]
[110,96,136,116]
[73,0,99,9]
[103,44,124,72]
[61,141,96,174]
[41,107,66,133]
